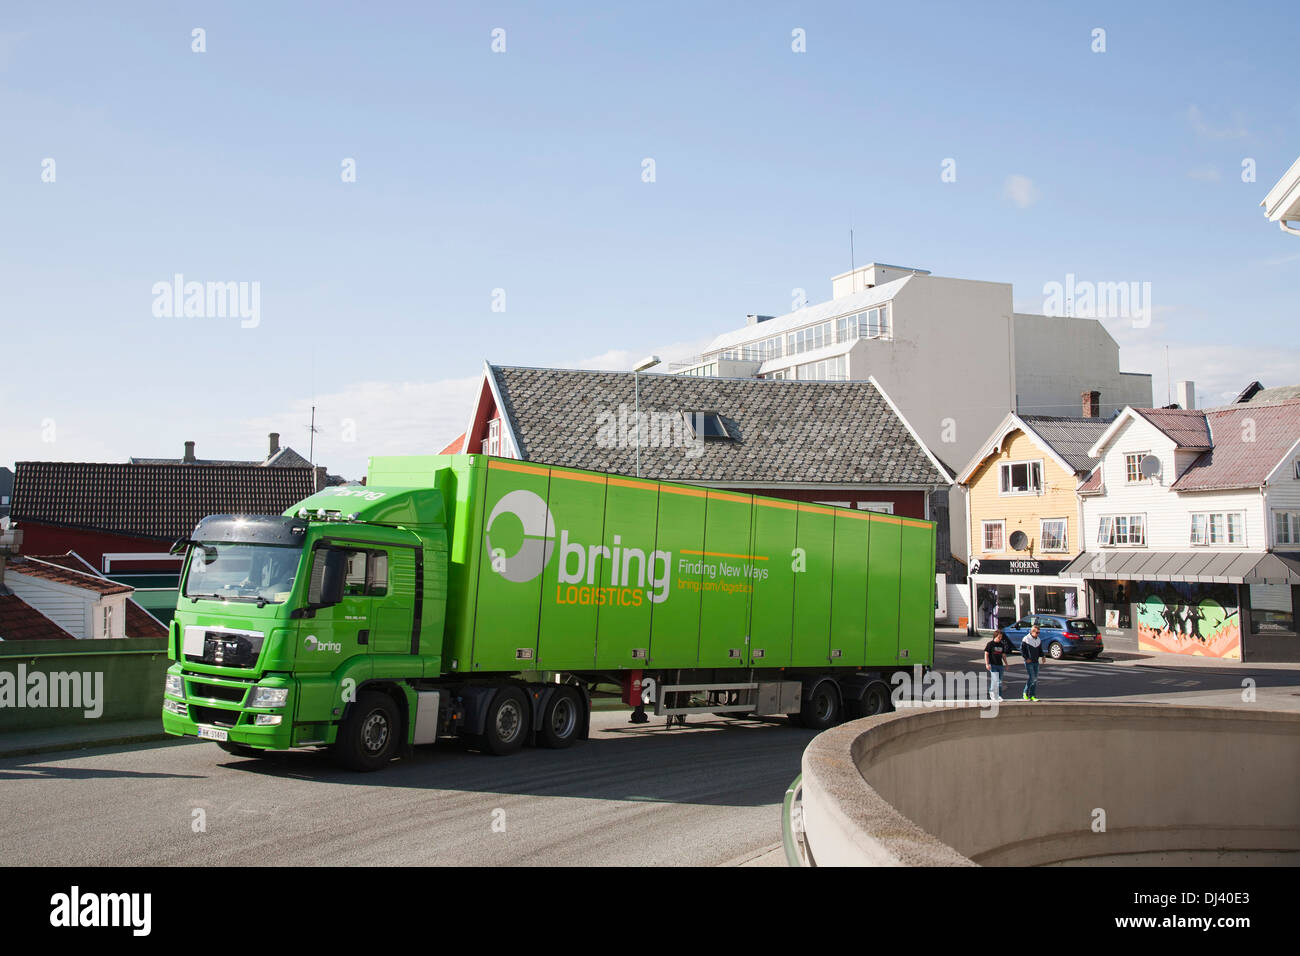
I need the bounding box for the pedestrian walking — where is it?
[1021,624,1043,700]
[983,629,1009,701]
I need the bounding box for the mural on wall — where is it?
[1134,582,1240,659]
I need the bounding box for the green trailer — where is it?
[161,454,935,770]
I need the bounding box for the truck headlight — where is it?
[164,699,188,717]
[165,674,184,698]
[250,687,289,708]
[254,714,282,726]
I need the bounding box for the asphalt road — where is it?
[3,644,1297,866]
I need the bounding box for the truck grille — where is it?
[189,705,241,727]
[185,630,263,669]
[187,681,248,704]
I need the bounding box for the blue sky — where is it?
[2,1,1297,478]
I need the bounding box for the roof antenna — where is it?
[307,405,318,470]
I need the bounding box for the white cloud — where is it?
[1186,104,1248,140]
[243,376,482,480]
[238,336,718,479]
[1101,313,1300,409]
[1002,174,1041,209]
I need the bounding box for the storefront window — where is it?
[1249,584,1296,636]
[1033,585,1079,617]
[1093,580,1132,631]
[975,584,1017,631]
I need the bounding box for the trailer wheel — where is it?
[333,690,401,771]
[861,681,892,717]
[797,680,841,730]
[483,687,530,756]
[539,687,582,749]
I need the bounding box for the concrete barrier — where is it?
[0,638,168,732]
[801,703,1300,866]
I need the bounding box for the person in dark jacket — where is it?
[983,630,1009,701]
[1020,625,1043,700]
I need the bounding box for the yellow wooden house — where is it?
[957,413,1110,634]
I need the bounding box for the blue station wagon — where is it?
[1003,614,1104,660]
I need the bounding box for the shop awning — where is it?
[1059,551,1300,585]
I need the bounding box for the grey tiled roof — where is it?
[1019,416,1111,474]
[489,365,946,485]
[1245,384,1300,404]
[1171,400,1300,491]
[12,462,318,541]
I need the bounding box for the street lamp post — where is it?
[632,355,661,478]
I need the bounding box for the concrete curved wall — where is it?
[801,704,1300,866]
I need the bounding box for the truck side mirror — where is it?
[307,548,348,609]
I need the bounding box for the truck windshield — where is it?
[183,542,303,605]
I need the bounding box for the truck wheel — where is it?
[483,687,530,755]
[1048,642,1064,660]
[798,680,841,730]
[861,681,892,717]
[333,690,401,771]
[539,687,582,749]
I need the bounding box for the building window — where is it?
[1275,511,1300,546]
[857,502,894,514]
[1098,514,1146,546]
[103,605,112,638]
[1191,511,1245,546]
[683,411,732,440]
[794,355,846,380]
[982,520,1005,552]
[1039,518,1068,552]
[999,460,1042,495]
[786,321,832,356]
[485,419,501,456]
[1249,583,1295,635]
[1124,452,1149,483]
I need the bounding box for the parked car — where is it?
[1003,614,1104,660]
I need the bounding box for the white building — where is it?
[672,263,1153,575]
[1261,155,1300,236]
[1062,399,1300,662]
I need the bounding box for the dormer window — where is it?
[683,411,732,441]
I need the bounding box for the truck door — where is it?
[296,545,375,682]
[367,547,418,660]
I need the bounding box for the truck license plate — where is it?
[197,726,228,742]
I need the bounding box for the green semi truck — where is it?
[161,454,936,770]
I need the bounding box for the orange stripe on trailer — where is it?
[706,490,752,504]
[606,476,657,490]
[660,484,708,498]
[552,469,607,485]
[681,549,769,561]
[756,498,799,511]
[488,460,550,477]
[797,503,837,516]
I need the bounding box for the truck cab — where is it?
[161,486,447,767]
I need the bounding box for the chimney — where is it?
[268,432,281,458]
[1176,381,1196,410]
[183,440,196,463]
[1081,390,1101,418]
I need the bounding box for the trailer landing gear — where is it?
[629,705,649,724]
